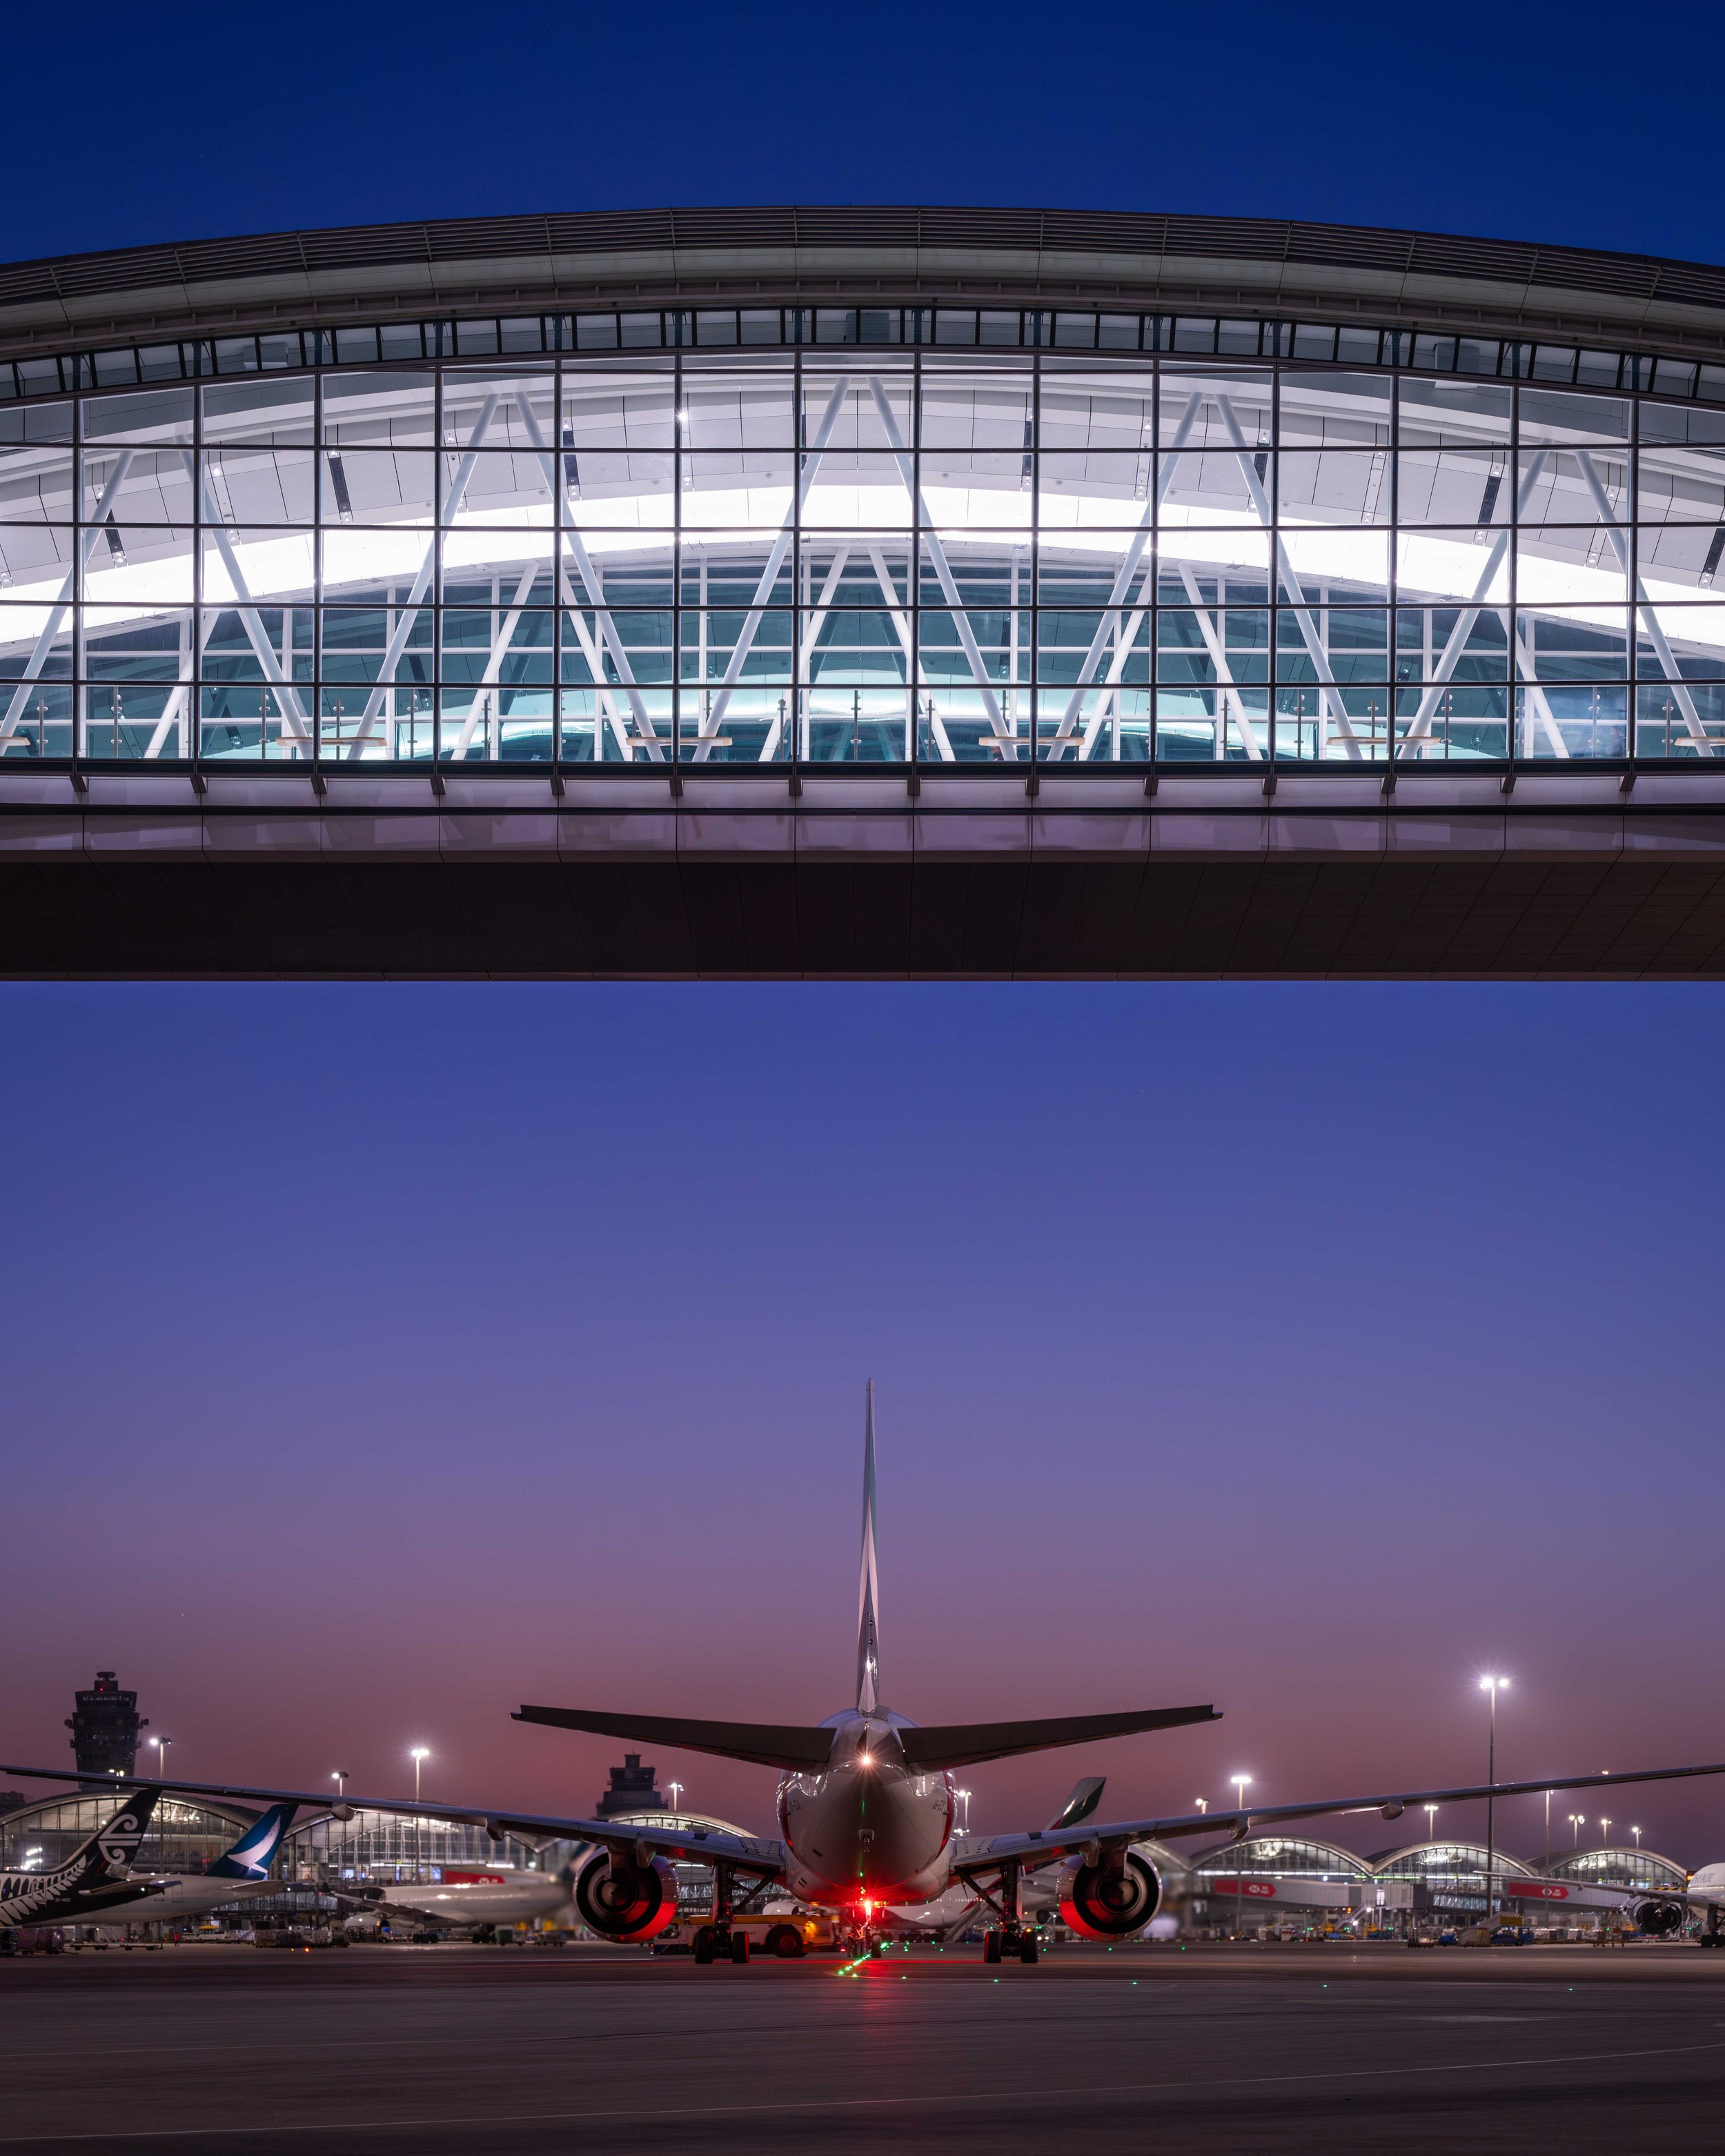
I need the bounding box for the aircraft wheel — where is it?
[1020,1935,1038,1964]
[983,1931,1001,1964]
[692,1929,715,1966]
[731,1930,751,1964]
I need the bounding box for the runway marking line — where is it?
[3,2037,1724,2144]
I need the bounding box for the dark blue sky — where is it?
[6,4,1725,1861]
[6,0,1725,266]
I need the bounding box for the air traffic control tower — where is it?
[6,207,1725,976]
[66,1670,147,1777]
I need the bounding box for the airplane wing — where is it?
[0,1763,786,1881]
[949,1757,1725,1881]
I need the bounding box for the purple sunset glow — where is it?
[1,981,1720,1870]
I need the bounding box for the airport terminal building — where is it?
[5,208,1725,975]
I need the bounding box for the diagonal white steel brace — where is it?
[867,541,952,760]
[865,377,1005,737]
[694,375,851,758]
[513,396,662,758]
[144,611,218,759]
[451,561,540,758]
[1397,450,1550,753]
[344,393,499,758]
[1214,395,1363,761]
[1047,394,1203,755]
[1576,448,1714,756]
[193,457,314,744]
[1,452,135,740]
[763,542,850,760]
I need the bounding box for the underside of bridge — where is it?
[3,774,1723,976]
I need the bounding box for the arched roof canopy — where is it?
[1190,1835,1369,1879]
[1370,1841,1535,1878]
[0,1790,255,1875]
[1550,1847,1688,1889]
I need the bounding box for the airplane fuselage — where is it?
[776,1712,954,1908]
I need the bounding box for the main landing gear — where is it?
[978,1861,1040,1964]
[692,1864,755,1966]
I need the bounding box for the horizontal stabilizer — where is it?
[900,1704,1219,1772]
[513,1705,834,1772]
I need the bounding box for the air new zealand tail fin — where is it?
[206,1802,296,1882]
[856,1379,881,1714]
[63,1786,161,1888]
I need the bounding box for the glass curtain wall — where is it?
[4,350,1724,766]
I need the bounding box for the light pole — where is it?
[1195,1798,1208,1815]
[411,1748,430,1881]
[1479,1678,1508,1919]
[667,1780,683,1817]
[1424,1803,1439,1843]
[332,1771,347,1801]
[148,1735,172,1783]
[1569,1812,1583,1846]
[1544,1790,1552,1875]
[1230,1777,1252,1926]
[956,1788,972,1833]
[1631,1826,1642,1850]
[1599,1818,1610,1847]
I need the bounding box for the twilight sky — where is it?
[2,985,1722,1864]
[5,0,1725,1866]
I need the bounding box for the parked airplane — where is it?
[0,1787,161,1932]
[70,1803,299,1931]
[10,1385,1725,1964]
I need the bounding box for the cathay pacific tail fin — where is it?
[856,1381,881,1714]
[206,1802,297,1881]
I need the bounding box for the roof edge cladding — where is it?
[6,207,1725,361]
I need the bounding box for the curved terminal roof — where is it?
[1550,1846,1688,1889]
[1370,1841,1535,1878]
[6,210,1725,369]
[1189,1835,1370,1878]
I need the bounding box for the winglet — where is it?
[856,1380,881,1714]
[1049,1777,1107,1832]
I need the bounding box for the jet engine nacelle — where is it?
[1058,1850,1161,1939]
[1634,1899,1686,1938]
[573,1850,680,1942]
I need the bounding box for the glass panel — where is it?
[1393,684,1510,761]
[680,368,795,448]
[1155,686,1270,761]
[201,377,315,446]
[321,449,435,526]
[680,448,798,526]
[1276,371,1392,448]
[203,442,314,526]
[560,367,676,450]
[1637,680,1725,758]
[1277,450,1390,526]
[1397,446,1510,526]
[1397,528,1511,606]
[440,448,553,526]
[1397,376,1513,446]
[1518,682,1626,756]
[82,445,195,527]
[1274,684,1391,762]
[1515,526,1629,604]
[1038,453,1151,526]
[1518,386,1632,445]
[440,609,554,762]
[320,372,437,446]
[0,446,75,525]
[1517,447,1628,524]
[81,386,193,444]
[1515,606,1630,680]
[0,610,73,758]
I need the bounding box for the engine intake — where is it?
[573,1850,680,1942]
[1058,1850,1161,1939]
[1635,1899,1686,1938]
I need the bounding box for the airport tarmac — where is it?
[2,1942,1722,2153]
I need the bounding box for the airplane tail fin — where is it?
[206,1802,297,1882]
[856,1380,881,1714]
[62,1786,161,1888]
